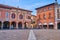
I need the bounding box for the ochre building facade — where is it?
[36,2,60,29]
[31,15,36,28]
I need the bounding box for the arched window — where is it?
[11,13,15,19]
[6,12,9,18]
[19,14,23,19]
[43,14,46,19]
[28,16,31,19]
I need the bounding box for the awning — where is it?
[49,23,54,25]
[38,23,42,25]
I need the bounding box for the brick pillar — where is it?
[9,22,11,29]
[54,22,57,29]
[9,22,12,29]
[31,24,33,28]
[1,21,3,29]
[47,25,49,29]
[22,22,24,29]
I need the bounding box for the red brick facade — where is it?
[36,3,55,29]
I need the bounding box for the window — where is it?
[43,14,46,19]
[57,9,59,13]
[11,13,15,19]
[58,13,60,19]
[57,9,60,18]
[31,20,35,24]
[44,9,46,12]
[6,12,9,18]
[28,16,31,19]
[39,15,41,20]
[49,13,52,19]
[48,7,52,10]
[19,14,23,19]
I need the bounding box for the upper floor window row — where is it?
[11,13,23,19]
[38,13,53,20]
[43,7,52,12]
[38,7,52,13]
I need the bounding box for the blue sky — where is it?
[0,0,60,15]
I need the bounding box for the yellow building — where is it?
[31,15,36,28]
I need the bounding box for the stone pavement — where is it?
[0,29,60,40]
[28,30,36,40]
[0,30,30,40]
[33,29,60,40]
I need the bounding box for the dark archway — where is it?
[11,22,16,29]
[43,25,47,29]
[58,22,60,29]
[38,25,42,29]
[18,22,22,29]
[3,21,10,29]
[0,21,2,29]
[49,25,54,29]
[24,22,28,29]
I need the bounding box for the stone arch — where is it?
[11,22,16,29]
[57,22,60,29]
[49,23,54,29]
[19,14,23,19]
[3,21,10,29]
[18,22,22,29]
[43,23,47,29]
[0,21,2,29]
[24,22,28,29]
[38,23,42,29]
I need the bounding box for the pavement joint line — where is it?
[28,30,36,40]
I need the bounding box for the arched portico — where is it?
[38,23,42,29]
[11,22,16,29]
[24,22,28,29]
[57,22,60,29]
[18,22,22,29]
[43,23,47,29]
[3,21,10,29]
[0,21,2,29]
[49,23,54,29]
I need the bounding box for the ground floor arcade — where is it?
[0,21,31,29]
[37,22,60,29]
[37,23,55,29]
[37,25,54,29]
[57,22,60,29]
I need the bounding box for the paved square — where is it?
[33,29,60,40]
[0,29,60,40]
[0,30,30,40]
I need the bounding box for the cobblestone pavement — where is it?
[33,29,60,40]
[0,29,60,40]
[0,30,30,40]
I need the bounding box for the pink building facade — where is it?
[0,4,32,29]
